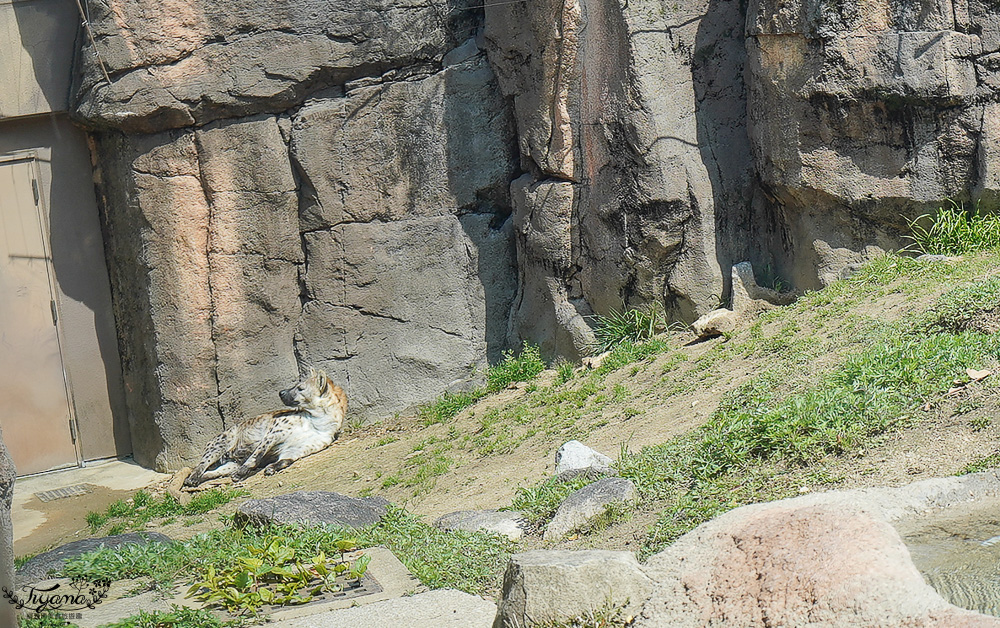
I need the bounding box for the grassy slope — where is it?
[55,251,1000,624]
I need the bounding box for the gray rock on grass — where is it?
[492,550,652,628]
[234,491,389,529]
[16,532,172,585]
[544,478,637,541]
[555,441,615,480]
[435,510,529,541]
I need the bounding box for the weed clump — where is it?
[506,475,595,529]
[906,200,1000,255]
[419,344,546,426]
[591,304,669,355]
[86,487,248,534]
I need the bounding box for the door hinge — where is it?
[68,419,77,443]
[31,178,39,206]
[50,300,58,325]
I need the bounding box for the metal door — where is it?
[0,155,79,474]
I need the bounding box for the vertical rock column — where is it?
[96,117,302,471]
[485,0,734,359]
[290,56,519,420]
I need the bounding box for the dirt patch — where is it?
[18,257,1000,566]
[15,486,137,556]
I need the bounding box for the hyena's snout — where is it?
[279,387,298,407]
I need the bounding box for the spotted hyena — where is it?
[184,368,347,487]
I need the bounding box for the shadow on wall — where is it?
[692,0,765,304]
[443,1,521,365]
[10,1,131,459]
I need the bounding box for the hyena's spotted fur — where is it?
[184,369,347,487]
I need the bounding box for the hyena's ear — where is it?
[308,366,318,379]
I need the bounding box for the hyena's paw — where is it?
[231,465,255,482]
[264,459,293,476]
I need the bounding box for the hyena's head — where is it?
[279,368,346,415]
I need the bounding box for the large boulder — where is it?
[637,472,1000,626]
[434,510,529,541]
[554,440,615,480]
[234,491,390,529]
[544,477,637,541]
[493,550,652,628]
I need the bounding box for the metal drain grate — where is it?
[35,484,91,503]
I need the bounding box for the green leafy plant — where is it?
[591,304,668,354]
[186,535,369,615]
[905,200,1000,255]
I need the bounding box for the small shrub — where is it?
[555,360,576,385]
[905,200,1000,255]
[591,304,668,354]
[486,344,545,393]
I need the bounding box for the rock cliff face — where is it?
[73,0,1000,469]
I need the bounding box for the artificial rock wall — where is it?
[72,0,1000,470]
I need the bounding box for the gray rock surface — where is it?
[434,510,529,541]
[0,426,14,628]
[745,0,1000,290]
[544,478,637,541]
[493,550,652,628]
[76,0,482,133]
[485,0,731,347]
[16,532,172,585]
[554,440,615,480]
[637,471,1000,627]
[269,589,497,628]
[234,491,389,529]
[71,0,1000,471]
[91,45,518,465]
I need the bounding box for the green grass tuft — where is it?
[86,488,248,534]
[590,304,669,355]
[417,344,546,426]
[905,200,1000,255]
[64,507,513,598]
[506,475,596,527]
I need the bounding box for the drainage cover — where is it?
[35,484,91,502]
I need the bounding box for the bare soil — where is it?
[18,257,1000,561]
